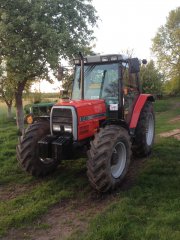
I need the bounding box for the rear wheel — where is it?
[132,101,155,157]
[17,121,59,177]
[87,125,131,192]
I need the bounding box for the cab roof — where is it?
[74,54,128,65]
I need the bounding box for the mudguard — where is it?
[129,94,155,129]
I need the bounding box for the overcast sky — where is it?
[37,0,179,92]
[92,0,179,59]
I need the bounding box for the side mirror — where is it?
[142,59,147,65]
[128,58,140,73]
[58,66,64,81]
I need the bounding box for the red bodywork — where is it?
[55,94,154,140]
[129,94,154,129]
[55,99,106,140]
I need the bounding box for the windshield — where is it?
[72,63,119,104]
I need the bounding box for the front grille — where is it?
[52,108,72,124]
[51,108,72,134]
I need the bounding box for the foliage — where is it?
[23,92,60,101]
[0,0,98,131]
[0,64,15,118]
[152,7,180,95]
[163,76,180,96]
[61,67,74,95]
[31,90,42,104]
[140,60,163,95]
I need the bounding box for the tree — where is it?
[140,60,163,96]
[152,7,180,95]
[163,76,180,96]
[0,81,14,119]
[0,0,98,132]
[61,68,74,95]
[0,64,15,119]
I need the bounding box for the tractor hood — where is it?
[52,99,107,141]
[55,99,106,119]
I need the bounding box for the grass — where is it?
[0,105,89,236]
[0,102,15,124]
[0,97,180,239]
[155,97,180,134]
[0,141,89,236]
[72,138,180,240]
[70,98,180,240]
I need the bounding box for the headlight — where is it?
[52,124,61,132]
[64,125,72,133]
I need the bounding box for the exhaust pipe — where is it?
[79,52,84,100]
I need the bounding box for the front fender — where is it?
[129,94,155,129]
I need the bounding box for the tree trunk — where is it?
[7,104,13,119]
[15,82,26,134]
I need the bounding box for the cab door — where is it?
[122,62,140,123]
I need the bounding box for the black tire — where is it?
[87,125,132,192]
[132,101,155,157]
[16,121,59,177]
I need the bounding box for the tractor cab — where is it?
[71,54,142,124]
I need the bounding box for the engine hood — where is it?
[55,99,106,117]
[53,99,107,140]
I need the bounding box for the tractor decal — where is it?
[80,113,106,122]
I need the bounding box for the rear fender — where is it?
[129,94,155,130]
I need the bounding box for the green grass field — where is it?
[0,97,179,239]
[0,101,89,237]
[71,98,180,240]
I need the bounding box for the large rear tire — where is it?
[132,101,155,157]
[87,125,132,192]
[16,121,59,177]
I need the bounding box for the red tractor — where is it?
[17,53,155,192]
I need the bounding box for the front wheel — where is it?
[16,121,59,177]
[87,125,132,192]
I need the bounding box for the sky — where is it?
[92,0,179,59]
[35,0,180,93]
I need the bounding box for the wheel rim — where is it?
[39,158,54,164]
[146,113,154,146]
[111,142,127,179]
